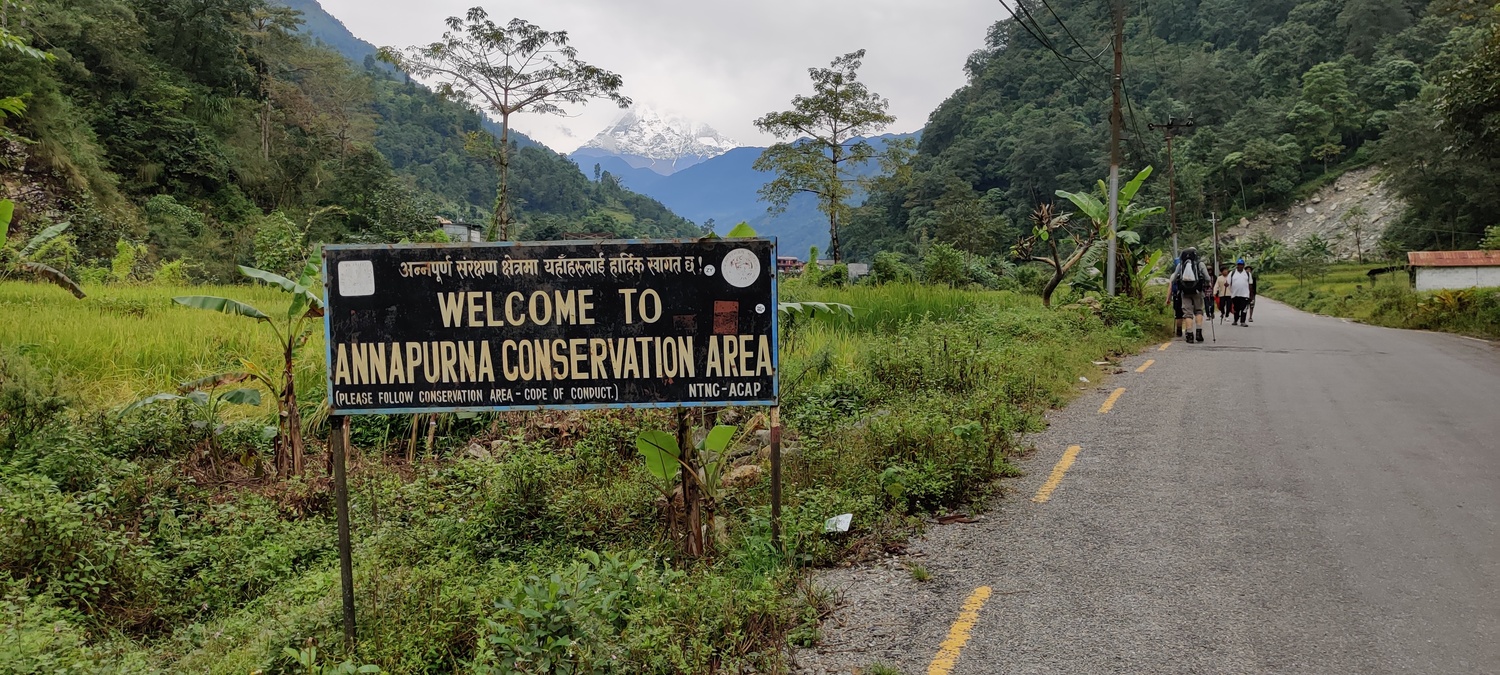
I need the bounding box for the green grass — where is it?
[0,278,1166,673]
[0,281,325,410]
[1259,263,1500,339]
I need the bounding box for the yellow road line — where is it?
[1032,445,1081,504]
[1136,359,1155,373]
[927,586,994,675]
[1159,341,1171,351]
[1098,388,1126,414]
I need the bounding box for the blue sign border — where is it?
[321,237,779,415]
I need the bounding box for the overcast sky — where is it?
[320,0,1006,152]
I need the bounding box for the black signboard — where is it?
[321,238,778,414]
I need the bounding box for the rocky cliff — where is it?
[1221,166,1403,261]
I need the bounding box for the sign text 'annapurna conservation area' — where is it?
[321,238,778,414]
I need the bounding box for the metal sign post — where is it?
[330,415,355,644]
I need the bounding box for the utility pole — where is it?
[1105,0,1125,296]
[1209,211,1221,277]
[1148,117,1195,260]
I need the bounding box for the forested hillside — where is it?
[846,0,1499,260]
[0,0,696,283]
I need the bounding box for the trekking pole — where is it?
[1210,310,1217,342]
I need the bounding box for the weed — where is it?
[907,563,932,582]
[866,663,906,675]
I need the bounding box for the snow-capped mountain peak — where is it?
[579,106,737,175]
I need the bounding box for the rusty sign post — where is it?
[321,238,782,637]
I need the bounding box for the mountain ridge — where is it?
[574,106,739,176]
[580,133,921,257]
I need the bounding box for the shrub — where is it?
[921,243,966,287]
[109,238,148,284]
[870,252,914,284]
[0,349,69,451]
[817,263,848,287]
[252,211,306,277]
[0,583,152,674]
[966,259,1001,289]
[0,474,167,630]
[29,233,79,274]
[151,259,193,285]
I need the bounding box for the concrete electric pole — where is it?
[1148,117,1195,261]
[1105,0,1125,296]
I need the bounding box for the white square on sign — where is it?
[337,260,375,296]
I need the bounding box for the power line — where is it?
[1037,0,1110,72]
[997,0,1108,99]
[1122,85,1155,161]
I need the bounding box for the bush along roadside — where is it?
[1258,265,1500,339]
[0,282,1166,672]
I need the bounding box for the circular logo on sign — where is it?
[721,248,760,288]
[704,264,716,276]
[755,303,766,314]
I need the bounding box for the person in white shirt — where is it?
[1228,259,1254,326]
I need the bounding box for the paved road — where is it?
[796,299,1500,674]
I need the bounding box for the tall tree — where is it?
[754,50,894,262]
[380,8,629,240]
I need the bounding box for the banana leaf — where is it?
[174,295,270,320]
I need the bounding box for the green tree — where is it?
[754,50,895,263]
[1437,23,1500,156]
[381,8,630,241]
[1341,205,1369,262]
[1337,0,1414,59]
[1480,226,1500,251]
[1301,62,1359,140]
[1286,235,1331,286]
[1013,203,1102,308]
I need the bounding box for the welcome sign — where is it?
[321,238,778,414]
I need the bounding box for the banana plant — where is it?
[122,374,267,473]
[0,199,85,298]
[174,256,323,478]
[1056,167,1166,299]
[636,423,739,556]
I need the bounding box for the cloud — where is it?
[322,0,1003,152]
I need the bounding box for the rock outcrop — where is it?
[1220,166,1403,261]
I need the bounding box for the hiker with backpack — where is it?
[1168,258,1186,337]
[1229,259,1254,326]
[1171,247,1210,343]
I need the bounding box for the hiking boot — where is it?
[1176,325,1183,337]
[1186,331,1195,343]
[1196,329,1205,342]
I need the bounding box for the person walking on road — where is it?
[1213,267,1232,320]
[1169,258,1186,338]
[1172,248,1210,343]
[1229,259,1254,326]
[1246,264,1258,322]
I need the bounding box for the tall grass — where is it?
[781,281,1010,333]
[0,281,326,408]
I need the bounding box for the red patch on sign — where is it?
[673,314,697,332]
[713,301,739,334]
